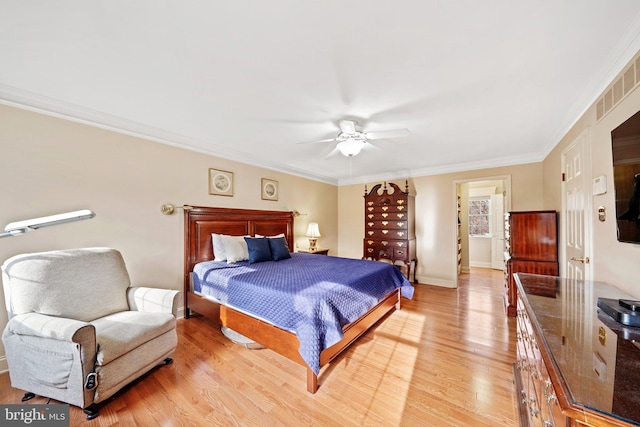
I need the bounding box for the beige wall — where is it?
[543,51,640,296]
[0,104,338,368]
[338,163,544,287]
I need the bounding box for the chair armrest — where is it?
[127,287,180,317]
[6,312,95,345]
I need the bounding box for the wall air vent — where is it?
[597,54,640,122]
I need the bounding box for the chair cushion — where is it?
[91,311,176,365]
[1,247,130,321]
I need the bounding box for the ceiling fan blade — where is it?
[323,146,341,159]
[364,129,410,140]
[362,141,381,152]
[339,120,356,134]
[296,137,338,145]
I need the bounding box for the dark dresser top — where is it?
[515,273,640,426]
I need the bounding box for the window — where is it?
[469,198,491,236]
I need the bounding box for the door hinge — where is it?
[562,173,566,182]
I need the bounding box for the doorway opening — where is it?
[453,176,512,288]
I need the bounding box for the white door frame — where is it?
[452,175,512,287]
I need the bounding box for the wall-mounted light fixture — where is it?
[0,209,96,238]
[160,204,193,215]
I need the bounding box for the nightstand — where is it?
[298,248,329,255]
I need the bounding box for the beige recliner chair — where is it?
[1,247,180,419]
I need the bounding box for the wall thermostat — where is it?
[593,176,607,195]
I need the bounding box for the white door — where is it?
[562,131,592,280]
[491,193,505,270]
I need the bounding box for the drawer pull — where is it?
[397,213,405,218]
[397,206,405,211]
[397,200,405,205]
[397,222,405,227]
[397,231,405,237]
[368,231,374,236]
[368,240,374,245]
[382,213,389,218]
[397,250,404,255]
[382,230,389,234]
[382,221,389,226]
[367,248,374,253]
[368,222,374,227]
[382,206,389,211]
[368,214,374,219]
[367,201,374,206]
[397,242,404,247]
[368,207,374,212]
[381,241,388,246]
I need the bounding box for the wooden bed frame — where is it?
[183,206,402,393]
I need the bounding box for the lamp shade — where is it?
[305,222,321,238]
[336,138,365,157]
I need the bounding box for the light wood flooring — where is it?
[0,268,518,426]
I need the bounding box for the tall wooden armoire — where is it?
[363,181,417,282]
[504,210,558,316]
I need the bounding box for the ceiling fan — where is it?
[299,120,409,157]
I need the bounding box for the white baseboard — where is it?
[415,275,456,288]
[470,261,492,269]
[0,355,8,374]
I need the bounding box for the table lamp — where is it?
[306,222,321,250]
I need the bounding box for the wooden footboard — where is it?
[186,288,401,393]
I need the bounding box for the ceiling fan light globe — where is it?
[337,139,365,157]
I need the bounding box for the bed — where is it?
[183,206,414,393]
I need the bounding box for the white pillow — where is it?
[221,235,249,263]
[212,233,226,261]
[255,233,285,238]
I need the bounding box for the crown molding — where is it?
[337,153,543,186]
[0,84,339,186]
[542,10,640,158]
[0,83,543,188]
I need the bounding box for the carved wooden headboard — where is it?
[183,206,295,290]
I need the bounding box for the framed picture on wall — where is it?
[209,168,234,196]
[261,178,278,201]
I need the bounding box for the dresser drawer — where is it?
[364,239,408,248]
[365,211,409,221]
[365,229,410,239]
[365,220,408,230]
[393,247,409,261]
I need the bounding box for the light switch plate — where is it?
[593,176,607,195]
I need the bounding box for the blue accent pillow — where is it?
[269,237,291,261]
[244,237,272,263]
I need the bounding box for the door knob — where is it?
[570,256,590,264]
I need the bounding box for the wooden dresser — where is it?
[515,273,640,427]
[363,181,416,282]
[504,211,558,317]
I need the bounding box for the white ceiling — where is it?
[2,1,640,185]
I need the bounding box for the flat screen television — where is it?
[611,109,640,243]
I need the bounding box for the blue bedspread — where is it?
[192,253,414,374]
